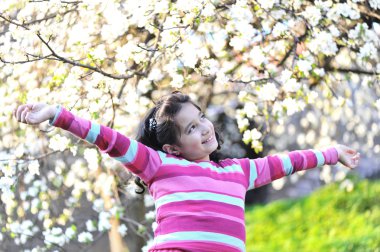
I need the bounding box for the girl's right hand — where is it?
[14,103,56,125]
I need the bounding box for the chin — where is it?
[211,141,219,152]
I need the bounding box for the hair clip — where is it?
[149,118,157,132]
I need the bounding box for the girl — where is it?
[14,92,360,252]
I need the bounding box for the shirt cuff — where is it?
[48,105,63,126]
[323,147,339,165]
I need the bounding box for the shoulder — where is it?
[156,151,194,166]
[218,158,248,167]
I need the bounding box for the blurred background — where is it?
[0,0,379,251]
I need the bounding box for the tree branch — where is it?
[0,54,54,64]
[358,3,380,22]
[36,32,144,80]
[325,66,380,75]
[29,0,82,4]
[0,14,145,80]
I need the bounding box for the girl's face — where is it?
[173,102,218,161]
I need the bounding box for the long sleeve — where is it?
[239,148,339,190]
[49,106,161,183]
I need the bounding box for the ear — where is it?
[162,144,180,155]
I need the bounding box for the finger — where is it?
[16,105,30,122]
[353,153,360,160]
[20,107,29,123]
[25,112,31,124]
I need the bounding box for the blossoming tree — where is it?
[0,0,379,251]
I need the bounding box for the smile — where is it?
[202,136,214,144]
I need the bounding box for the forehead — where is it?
[174,102,200,130]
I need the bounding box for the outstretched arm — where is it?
[242,145,360,190]
[14,103,56,125]
[14,103,161,183]
[335,144,360,169]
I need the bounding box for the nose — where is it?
[201,123,210,136]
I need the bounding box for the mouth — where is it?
[202,135,215,144]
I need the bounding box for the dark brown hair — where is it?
[134,92,223,193]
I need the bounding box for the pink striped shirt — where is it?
[50,107,339,252]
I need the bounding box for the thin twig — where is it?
[0,14,145,80]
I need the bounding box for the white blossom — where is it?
[93,198,105,212]
[28,160,40,176]
[340,179,354,192]
[118,224,128,236]
[297,59,313,75]
[144,194,155,207]
[49,135,70,152]
[148,68,164,81]
[257,0,277,10]
[0,176,15,192]
[251,128,262,140]
[313,68,325,77]
[65,226,76,240]
[282,98,302,116]
[152,221,158,232]
[242,128,262,144]
[334,3,360,20]
[114,61,128,74]
[302,6,322,26]
[98,211,112,232]
[348,23,368,39]
[78,232,93,243]
[309,31,338,56]
[237,118,250,131]
[249,46,266,66]
[86,220,97,232]
[90,44,107,60]
[375,99,380,111]
[369,0,380,9]
[283,78,301,93]
[83,148,99,171]
[215,71,229,85]
[200,59,220,76]
[229,1,254,22]
[257,82,279,101]
[154,0,169,14]
[137,78,152,94]
[328,25,341,37]
[202,3,216,17]
[170,74,185,89]
[1,164,15,177]
[145,210,156,221]
[43,227,66,247]
[358,42,378,60]
[229,36,249,51]
[142,239,154,252]
[14,144,26,158]
[280,69,293,82]
[243,102,258,118]
[272,22,288,37]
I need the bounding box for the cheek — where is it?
[183,136,202,149]
[190,142,201,148]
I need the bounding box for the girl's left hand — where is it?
[335,144,360,169]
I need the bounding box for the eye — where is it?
[188,125,196,134]
[200,113,206,120]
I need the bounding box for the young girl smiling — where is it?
[14,92,360,252]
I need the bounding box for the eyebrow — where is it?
[184,111,202,133]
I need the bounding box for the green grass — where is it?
[245,180,380,252]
